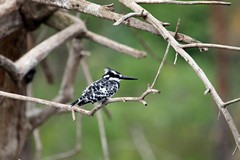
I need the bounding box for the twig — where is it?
[150,19,180,87]
[113,10,147,26]
[223,97,240,107]
[99,87,160,108]
[173,19,181,64]
[181,43,240,52]
[135,0,231,5]
[151,43,170,88]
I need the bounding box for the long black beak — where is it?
[120,75,138,80]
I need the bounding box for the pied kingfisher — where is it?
[70,67,137,107]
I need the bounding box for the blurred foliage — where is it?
[31,1,240,160]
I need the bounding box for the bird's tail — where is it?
[71,97,88,107]
[70,98,81,107]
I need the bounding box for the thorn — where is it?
[174,52,178,65]
[121,98,126,102]
[232,145,238,155]
[140,100,147,106]
[72,109,76,121]
[204,88,210,95]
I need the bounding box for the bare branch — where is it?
[98,87,160,109]
[15,22,85,80]
[84,31,147,58]
[151,43,170,88]
[135,0,231,5]
[223,98,240,107]
[119,0,240,150]
[0,90,92,115]
[113,10,147,26]
[181,43,240,52]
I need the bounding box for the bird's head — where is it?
[102,67,137,82]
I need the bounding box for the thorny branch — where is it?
[118,0,240,151]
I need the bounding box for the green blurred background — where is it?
[31,1,240,160]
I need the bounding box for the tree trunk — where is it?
[0,1,55,159]
[0,28,30,160]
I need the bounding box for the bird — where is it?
[70,67,137,107]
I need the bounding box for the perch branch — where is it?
[135,0,231,5]
[0,90,90,115]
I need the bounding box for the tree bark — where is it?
[0,28,31,159]
[0,1,56,159]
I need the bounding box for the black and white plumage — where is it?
[71,67,137,107]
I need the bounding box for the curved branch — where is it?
[0,55,18,81]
